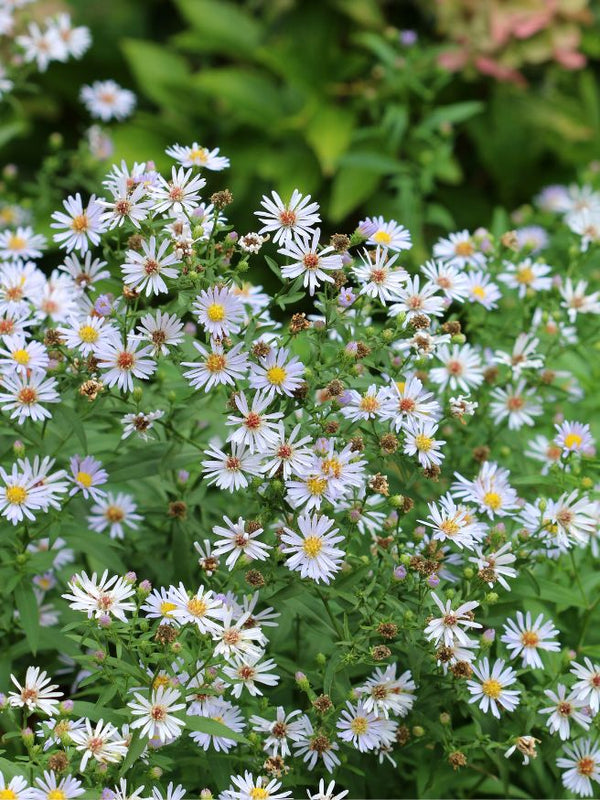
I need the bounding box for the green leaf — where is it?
[418,101,484,133]
[184,714,247,743]
[191,68,286,129]
[329,166,380,221]
[173,0,261,57]
[52,403,87,451]
[14,582,40,656]
[305,106,355,175]
[119,729,147,776]
[121,39,191,108]
[71,701,126,725]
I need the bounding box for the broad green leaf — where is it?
[173,0,261,57]
[185,714,247,743]
[305,106,355,175]
[192,68,286,129]
[122,39,191,108]
[329,166,380,221]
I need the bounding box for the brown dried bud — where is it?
[324,421,339,434]
[501,230,519,250]
[377,622,398,640]
[396,725,410,746]
[356,342,371,359]
[436,646,454,663]
[450,661,473,679]
[332,270,348,289]
[402,496,414,513]
[479,567,497,583]
[168,501,187,520]
[484,367,498,384]
[309,734,332,754]
[292,382,309,401]
[349,436,364,452]
[371,645,391,661]
[86,355,99,373]
[127,233,144,251]
[409,313,430,330]
[369,473,389,496]
[330,233,351,252]
[263,755,288,778]
[312,694,333,714]
[326,379,344,397]
[442,320,461,335]
[48,751,69,772]
[289,312,311,335]
[472,445,490,463]
[245,569,266,588]
[541,370,555,384]
[252,341,271,359]
[122,285,139,301]
[155,624,178,645]
[44,329,64,346]
[246,520,262,534]
[448,751,467,770]
[379,433,398,454]
[376,535,394,549]
[210,189,233,209]
[423,465,441,481]
[414,369,429,383]
[78,379,104,401]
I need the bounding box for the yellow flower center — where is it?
[187,597,208,617]
[481,678,502,699]
[372,230,392,245]
[206,353,226,372]
[521,631,539,647]
[350,716,369,735]
[12,348,30,365]
[249,790,269,800]
[321,457,341,478]
[6,485,27,505]
[105,505,124,522]
[483,491,502,510]
[471,286,485,299]
[189,147,208,164]
[267,366,287,386]
[306,476,327,496]
[302,536,323,558]
[153,674,171,689]
[455,240,474,256]
[359,395,379,413]
[48,790,67,800]
[564,433,582,449]
[0,789,17,799]
[7,235,26,251]
[578,757,596,777]
[207,303,225,322]
[76,471,93,488]
[516,267,534,284]
[440,519,460,536]
[160,601,177,616]
[415,434,433,451]
[71,214,89,233]
[79,324,99,343]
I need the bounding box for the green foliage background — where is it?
[4,0,600,259]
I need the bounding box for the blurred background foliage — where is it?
[3,0,600,262]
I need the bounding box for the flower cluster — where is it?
[0,134,599,800]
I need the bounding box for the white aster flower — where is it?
[166,142,229,171]
[8,666,63,715]
[69,718,128,771]
[121,236,180,296]
[255,189,321,246]
[556,738,600,798]
[182,341,248,391]
[278,228,342,295]
[80,80,136,121]
[353,247,407,304]
[62,570,136,622]
[249,346,305,397]
[97,335,156,392]
[212,516,271,569]
[202,442,264,492]
[0,371,60,424]
[500,611,560,668]
[281,513,345,584]
[540,684,591,740]
[467,658,521,718]
[150,166,206,216]
[223,651,280,698]
[128,686,186,742]
[193,286,245,339]
[51,193,107,255]
[88,491,142,539]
